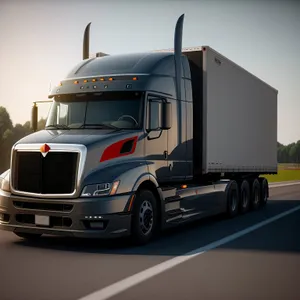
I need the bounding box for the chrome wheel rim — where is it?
[139,200,153,235]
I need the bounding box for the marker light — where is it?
[132,77,138,81]
[100,78,105,81]
[58,82,62,86]
[110,181,120,195]
[74,80,79,84]
[83,79,88,83]
[92,78,97,82]
[108,77,113,81]
[181,184,187,189]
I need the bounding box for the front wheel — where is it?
[130,189,158,245]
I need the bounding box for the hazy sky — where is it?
[0,0,299,145]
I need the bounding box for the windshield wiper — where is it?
[45,124,70,130]
[78,123,121,130]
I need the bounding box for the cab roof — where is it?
[66,52,177,78]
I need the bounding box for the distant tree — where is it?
[0,107,13,145]
[38,118,46,131]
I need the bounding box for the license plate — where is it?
[35,215,50,226]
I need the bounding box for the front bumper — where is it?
[0,190,133,238]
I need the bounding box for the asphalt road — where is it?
[1,184,300,300]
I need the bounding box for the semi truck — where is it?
[0,14,278,245]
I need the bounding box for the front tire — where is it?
[131,189,158,245]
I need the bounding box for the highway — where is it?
[1,183,300,300]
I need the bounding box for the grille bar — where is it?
[13,201,73,212]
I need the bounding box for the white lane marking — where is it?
[269,181,300,188]
[78,204,300,300]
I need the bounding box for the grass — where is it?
[262,166,300,183]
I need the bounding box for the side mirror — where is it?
[31,103,38,132]
[161,102,171,130]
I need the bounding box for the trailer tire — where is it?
[226,180,240,218]
[259,177,269,206]
[130,189,158,245]
[250,179,261,210]
[239,180,250,214]
[14,232,42,240]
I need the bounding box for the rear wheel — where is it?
[259,177,269,206]
[250,179,261,210]
[131,189,158,245]
[239,180,250,214]
[226,180,240,218]
[14,232,42,240]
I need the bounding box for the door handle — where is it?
[164,150,168,160]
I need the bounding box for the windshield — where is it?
[46,92,143,130]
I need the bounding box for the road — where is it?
[1,184,300,300]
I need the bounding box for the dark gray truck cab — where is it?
[0,15,272,244]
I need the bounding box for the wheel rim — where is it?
[231,191,237,211]
[139,200,153,235]
[242,189,248,208]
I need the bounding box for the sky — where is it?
[0,0,299,145]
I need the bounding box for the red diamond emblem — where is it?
[40,144,50,157]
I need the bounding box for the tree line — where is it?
[0,105,300,174]
[277,141,300,164]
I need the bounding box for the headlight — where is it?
[81,181,120,197]
[0,170,10,192]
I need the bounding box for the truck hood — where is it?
[15,128,135,147]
